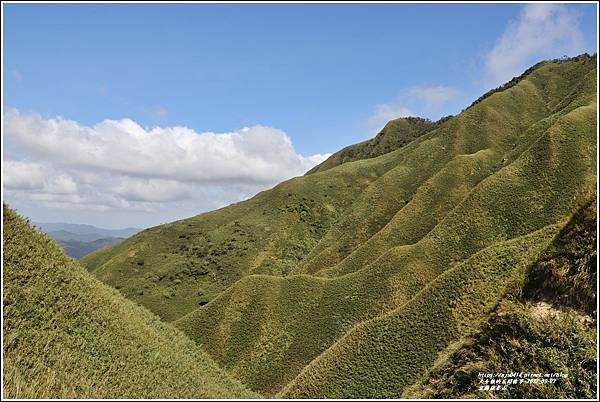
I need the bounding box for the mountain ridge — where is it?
[306,116,441,175]
[33,222,142,259]
[34,221,141,238]
[80,54,597,397]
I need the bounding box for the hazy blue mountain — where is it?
[34,222,141,238]
[58,237,126,259]
[33,222,142,259]
[44,230,109,243]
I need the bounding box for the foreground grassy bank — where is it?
[3,205,258,399]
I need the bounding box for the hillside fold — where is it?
[74,54,597,397]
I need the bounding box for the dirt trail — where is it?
[529,301,594,327]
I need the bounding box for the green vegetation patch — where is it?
[281,225,559,398]
[408,300,596,399]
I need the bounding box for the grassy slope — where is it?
[83,55,597,396]
[281,224,560,398]
[2,206,257,399]
[410,300,596,399]
[306,116,438,174]
[297,56,597,277]
[82,148,398,322]
[84,56,595,323]
[407,198,597,399]
[175,56,596,396]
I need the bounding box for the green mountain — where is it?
[306,116,440,174]
[75,54,596,398]
[3,205,257,398]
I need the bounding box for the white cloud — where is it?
[3,109,330,213]
[111,177,192,203]
[3,159,47,190]
[45,174,78,195]
[484,3,585,88]
[4,109,329,185]
[4,160,77,194]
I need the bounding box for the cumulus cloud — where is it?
[484,3,585,88]
[4,160,77,194]
[3,160,48,190]
[3,109,330,213]
[4,109,328,185]
[111,178,192,203]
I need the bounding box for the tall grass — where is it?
[3,206,258,399]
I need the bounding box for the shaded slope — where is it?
[522,196,597,315]
[174,57,596,395]
[409,300,596,399]
[58,236,124,259]
[2,205,257,399]
[34,221,141,238]
[306,116,438,174]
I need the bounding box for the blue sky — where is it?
[3,2,598,228]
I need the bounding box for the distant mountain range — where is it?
[33,222,142,259]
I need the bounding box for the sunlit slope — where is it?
[306,116,438,174]
[295,55,597,276]
[281,224,560,398]
[82,142,401,321]
[2,206,257,399]
[175,57,597,396]
[82,55,596,396]
[84,55,595,325]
